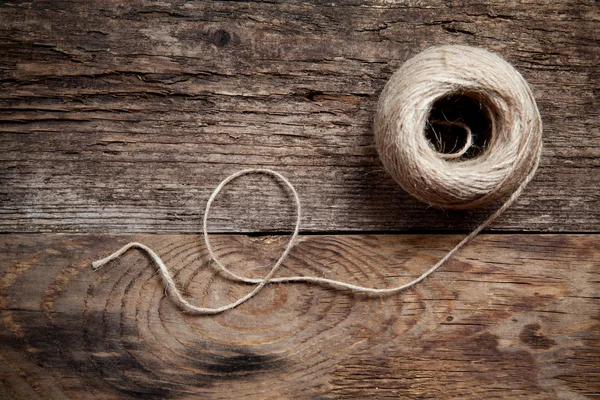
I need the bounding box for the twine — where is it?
[375,45,542,208]
[92,45,543,315]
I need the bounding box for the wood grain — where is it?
[1,233,599,399]
[1,0,599,233]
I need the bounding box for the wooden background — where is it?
[1,0,599,399]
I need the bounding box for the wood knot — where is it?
[211,29,231,47]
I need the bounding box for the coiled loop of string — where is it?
[92,169,301,315]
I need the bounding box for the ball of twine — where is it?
[374,45,543,209]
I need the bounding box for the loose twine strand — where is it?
[92,45,543,315]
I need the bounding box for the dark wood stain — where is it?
[520,323,557,350]
[200,351,286,376]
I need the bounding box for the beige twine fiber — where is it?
[375,45,542,209]
[92,45,543,315]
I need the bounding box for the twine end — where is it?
[92,259,106,270]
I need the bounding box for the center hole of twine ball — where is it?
[425,92,494,160]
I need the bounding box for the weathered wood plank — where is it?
[1,234,599,399]
[1,1,599,233]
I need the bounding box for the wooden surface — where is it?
[1,0,600,233]
[1,234,599,399]
[2,1,600,399]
